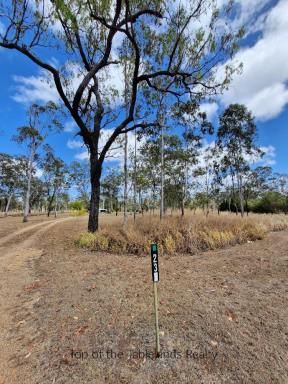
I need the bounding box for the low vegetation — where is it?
[76,213,288,256]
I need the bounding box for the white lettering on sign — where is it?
[152,253,159,282]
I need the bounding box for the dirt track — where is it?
[0,215,287,383]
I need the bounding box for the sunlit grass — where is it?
[76,212,288,255]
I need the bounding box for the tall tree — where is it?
[0,153,26,215]
[242,166,272,215]
[69,160,90,208]
[217,104,262,217]
[0,0,242,231]
[42,146,67,217]
[101,168,122,214]
[13,103,58,222]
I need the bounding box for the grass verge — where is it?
[76,213,288,256]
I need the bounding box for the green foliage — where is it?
[69,200,85,211]
[69,161,90,208]
[251,192,286,214]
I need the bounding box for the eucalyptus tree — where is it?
[41,145,68,217]
[175,104,214,214]
[138,133,196,215]
[13,103,59,222]
[29,177,46,213]
[272,173,288,214]
[0,0,242,231]
[242,166,272,215]
[0,153,27,215]
[69,160,90,208]
[101,168,122,214]
[165,135,201,216]
[193,145,221,216]
[217,104,262,217]
[129,145,153,214]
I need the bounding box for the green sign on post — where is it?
[151,243,160,356]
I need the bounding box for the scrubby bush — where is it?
[251,192,285,213]
[69,200,87,216]
[76,213,288,256]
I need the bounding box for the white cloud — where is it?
[231,0,273,30]
[67,139,84,149]
[259,145,276,166]
[12,74,59,104]
[12,61,85,105]
[75,150,89,161]
[241,144,276,167]
[71,128,144,164]
[246,83,288,121]
[64,121,77,132]
[221,0,288,121]
[12,60,125,108]
[35,168,43,178]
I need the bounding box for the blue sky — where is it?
[0,0,287,174]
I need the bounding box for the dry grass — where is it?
[76,212,288,256]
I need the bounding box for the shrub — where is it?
[76,232,96,248]
[164,235,176,254]
[70,208,87,216]
[76,212,288,256]
[69,200,87,216]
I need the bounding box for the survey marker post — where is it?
[151,243,160,356]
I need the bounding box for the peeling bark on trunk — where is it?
[5,192,13,217]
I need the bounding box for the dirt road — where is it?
[0,216,287,383]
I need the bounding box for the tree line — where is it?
[1,1,285,228]
[1,101,287,220]
[100,104,288,217]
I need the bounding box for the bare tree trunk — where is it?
[181,186,185,216]
[139,190,144,216]
[245,199,249,216]
[54,190,58,218]
[133,129,137,222]
[206,179,209,217]
[231,173,238,215]
[238,174,244,217]
[228,196,231,213]
[123,131,128,227]
[47,194,55,217]
[5,192,13,216]
[123,60,128,229]
[160,119,164,221]
[23,144,35,223]
[110,191,113,213]
[88,153,102,232]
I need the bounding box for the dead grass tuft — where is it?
[76,213,288,256]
